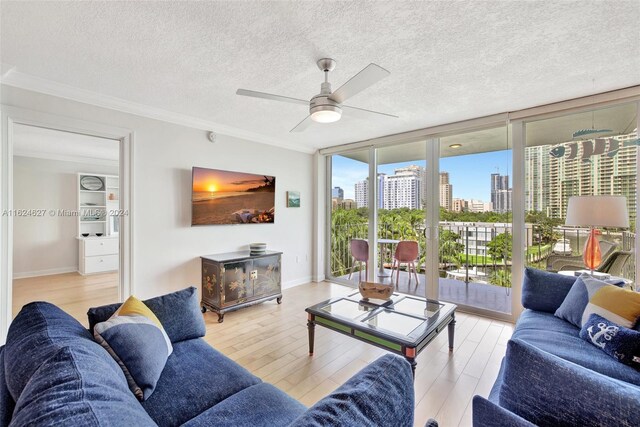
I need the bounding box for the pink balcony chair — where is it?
[348,239,369,282]
[392,240,420,287]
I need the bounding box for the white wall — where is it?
[2,85,315,298]
[12,156,117,277]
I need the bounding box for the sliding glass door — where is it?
[326,99,640,321]
[374,142,428,294]
[328,150,371,283]
[437,124,513,315]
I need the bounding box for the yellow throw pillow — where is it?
[94,295,172,400]
[582,283,640,328]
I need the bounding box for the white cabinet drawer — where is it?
[84,254,118,273]
[84,239,118,256]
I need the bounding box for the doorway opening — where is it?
[12,124,121,326]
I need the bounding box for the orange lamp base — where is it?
[583,228,602,272]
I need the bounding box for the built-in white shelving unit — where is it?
[77,173,119,275]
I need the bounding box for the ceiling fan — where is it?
[236,58,398,132]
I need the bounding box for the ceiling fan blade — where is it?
[236,89,308,106]
[290,115,314,133]
[342,105,399,119]
[329,63,390,104]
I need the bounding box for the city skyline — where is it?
[332,150,511,202]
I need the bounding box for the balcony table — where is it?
[378,238,400,277]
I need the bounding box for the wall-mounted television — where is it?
[191,167,275,225]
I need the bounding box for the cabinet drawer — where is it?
[84,254,118,273]
[84,239,118,256]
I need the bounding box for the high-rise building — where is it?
[354,174,385,208]
[383,169,421,209]
[355,166,424,210]
[394,165,427,207]
[491,173,512,213]
[524,133,638,221]
[331,186,344,201]
[354,179,368,208]
[439,172,453,211]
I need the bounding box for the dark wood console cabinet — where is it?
[201,250,282,322]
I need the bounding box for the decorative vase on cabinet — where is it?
[201,250,282,322]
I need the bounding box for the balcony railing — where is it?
[330,221,636,289]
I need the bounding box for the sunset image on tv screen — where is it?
[192,167,275,225]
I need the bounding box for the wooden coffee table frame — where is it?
[305,295,456,378]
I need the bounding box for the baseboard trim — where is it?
[13,267,78,279]
[283,276,312,289]
[311,274,326,283]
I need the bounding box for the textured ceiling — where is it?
[1,1,639,152]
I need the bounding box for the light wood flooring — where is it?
[12,275,512,426]
[12,271,119,326]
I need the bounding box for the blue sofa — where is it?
[0,290,414,426]
[473,268,640,426]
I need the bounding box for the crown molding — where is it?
[13,150,119,167]
[1,70,317,154]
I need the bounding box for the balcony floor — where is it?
[337,268,512,314]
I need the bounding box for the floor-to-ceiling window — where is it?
[524,102,639,287]
[437,124,513,315]
[328,150,371,283]
[373,142,427,294]
[324,95,640,321]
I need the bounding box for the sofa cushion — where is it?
[182,383,306,427]
[10,346,156,427]
[88,286,205,344]
[4,302,119,401]
[141,338,261,426]
[555,274,624,328]
[521,268,576,313]
[93,295,173,400]
[290,354,414,427]
[499,339,640,427]
[513,310,640,385]
[580,314,640,368]
[0,347,15,426]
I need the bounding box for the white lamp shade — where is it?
[565,195,630,228]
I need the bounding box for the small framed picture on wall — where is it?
[287,191,300,208]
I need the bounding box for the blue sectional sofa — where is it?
[473,268,640,426]
[0,289,414,426]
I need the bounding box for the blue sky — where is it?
[332,149,512,201]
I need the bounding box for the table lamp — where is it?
[565,195,629,275]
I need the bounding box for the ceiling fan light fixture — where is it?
[310,105,342,123]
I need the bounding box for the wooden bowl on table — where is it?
[358,281,395,300]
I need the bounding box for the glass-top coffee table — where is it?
[305,291,457,377]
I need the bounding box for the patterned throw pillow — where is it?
[580,313,640,368]
[582,279,640,328]
[93,296,173,400]
[554,274,625,328]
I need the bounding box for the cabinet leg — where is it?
[276,297,282,304]
[217,313,224,323]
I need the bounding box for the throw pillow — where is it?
[93,296,173,401]
[580,313,640,368]
[582,281,640,328]
[88,286,205,344]
[521,268,577,313]
[554,274,624,328]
